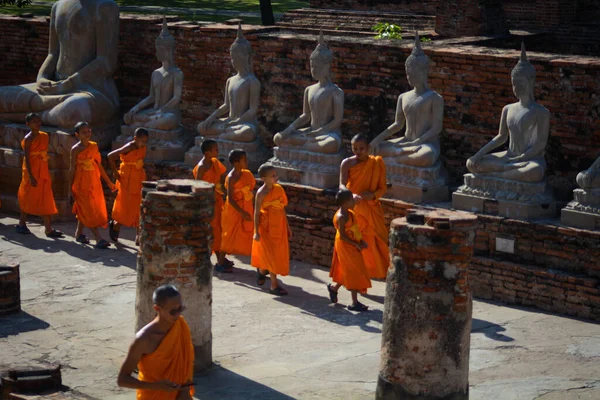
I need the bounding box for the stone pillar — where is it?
[377,209,477,400]
[0,259,20,317]
[135,179,214,372]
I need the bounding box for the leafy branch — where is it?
[372,22,402,40]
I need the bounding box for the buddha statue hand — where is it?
[124,108,136,125]
[36,76,76,96]
[197,117,215,134]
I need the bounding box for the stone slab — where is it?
[385,183,449,203]
[453,191,556,220]
[185,136,270,172]
[561,207,600,230]
[269,147,345,189]
[113,125,187,162]
[382,160,449,203]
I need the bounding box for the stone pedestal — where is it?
[185,135,269,172]
[383,159,449,203]
[452,173,556,219]
[0,258,20,317]
[135,179,215,372]
[269,146,344,188]
[377,209,477,400]
[561,188,600,230]
[113,125,187,162]
[0,123,76,218]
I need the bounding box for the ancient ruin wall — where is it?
[308,0,439,15]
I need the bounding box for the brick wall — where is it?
[435,0,508,37]
[309,0,439,15]
[503,0,578,30]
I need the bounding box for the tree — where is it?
[0,0,31,6]
[259,0,275,26]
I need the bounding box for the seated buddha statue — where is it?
[466,43,550,183]
[123,18,183,131]
[576,156,600,190]
[273,32,344,154]
[370,33,443,168]
[196,25,260,142]
[0,0,120,129]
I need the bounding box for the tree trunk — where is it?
[259,0,275,26]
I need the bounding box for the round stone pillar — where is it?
[377,209,477,400]
[135,179,215,372]
[0,259,20,316]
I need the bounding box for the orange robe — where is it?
[346,155,390,279]
[251,184,290,276]
[18,132,58,216]
[111,147,146,227]
[193,158,227,253]
[330,209,371,291]
[137,316,195,400]
[72,141,108,228]
[221,169,255,256]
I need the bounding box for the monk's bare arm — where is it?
[193,160,211,181]
[96,159,116,190]
[339,158,351,191]
[107,142,135,177]
[23,136,36,184]
[253,188,266,238]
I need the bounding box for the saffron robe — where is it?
[112,147,146,227]
[18,131,58,216]
[72,141,108,228]
[251,184,290,276]
[193,158,227,253]
[221,169,255,256]
[137,316,195,400]
[346,155,390,279]
[330,209,372,291]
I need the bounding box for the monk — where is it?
[327,189,371,311]
[251,164,292,296]
[69,121,116,249]
[108,128,149,245]
[16,113,63,238]
[340,134,389,279]
[117,284,194,400]
[192,139,231,268]
[219,149,255,272]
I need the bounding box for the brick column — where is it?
[135,179,214,372]
[376,209,477,400]
[435,0,508,37]
[0,259,20,316]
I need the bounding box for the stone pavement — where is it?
[0,214,599,400]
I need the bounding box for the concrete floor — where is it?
[0,214,599,400]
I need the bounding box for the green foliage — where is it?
[0,0,31,7]
[420,36,432,43]
[372,22,402,40]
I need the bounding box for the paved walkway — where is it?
[1,215,599,399]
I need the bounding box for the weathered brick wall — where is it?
[309,0,439,14]
[503,0,578,30]
[435,0,508,37]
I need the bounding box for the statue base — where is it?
[113,126,187,162]
[561,188,600,230]
[382,159,449,203]
[269,147,345,188]
[452,173,556,219]
[185,136,269,172]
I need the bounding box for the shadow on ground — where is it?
[0,311,50,339]
[194,364,295,400]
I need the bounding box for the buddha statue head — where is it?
[405,32,429,88]
[511,42,536,99]
[310,31,333,81]
[230,23,253,72]
[155,17,176,63]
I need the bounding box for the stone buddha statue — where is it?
[370,32,443,167]
[196,24,260,142]
[123,18,183,131]
[576,157,600,190]
[561,155,600,229]
[0,0,120,131]
[465,43,550,183]
[273,31,344,154]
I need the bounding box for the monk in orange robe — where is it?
[327,189,371,312]
[16,113,63,237]
[340,133,390,279]
[69,122,116,249]
[108,128,149,245]
[118,284,194,400]
[218,149,255,272]
[192,139,229,267]
[251,164,292,296]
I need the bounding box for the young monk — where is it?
[108,128,149,245]
[218,149,255,272]
[327,189,371,312]
[251,164,292,296]
[340,133,390,279]
[16,113,63,237]
[117,284,194,400]
[69,122,116,249]
[192,139,231,268]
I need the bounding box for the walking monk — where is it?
[192,139,230,268]
[327,189,371,311]
[108,128,149,245]
[251,164,291,296]
[118,284,194,400]
[340,133,390,279]
[69,122,116,249]
[218,149,255,272]
[16,113,63,237]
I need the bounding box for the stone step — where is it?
[0,166,70,197]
